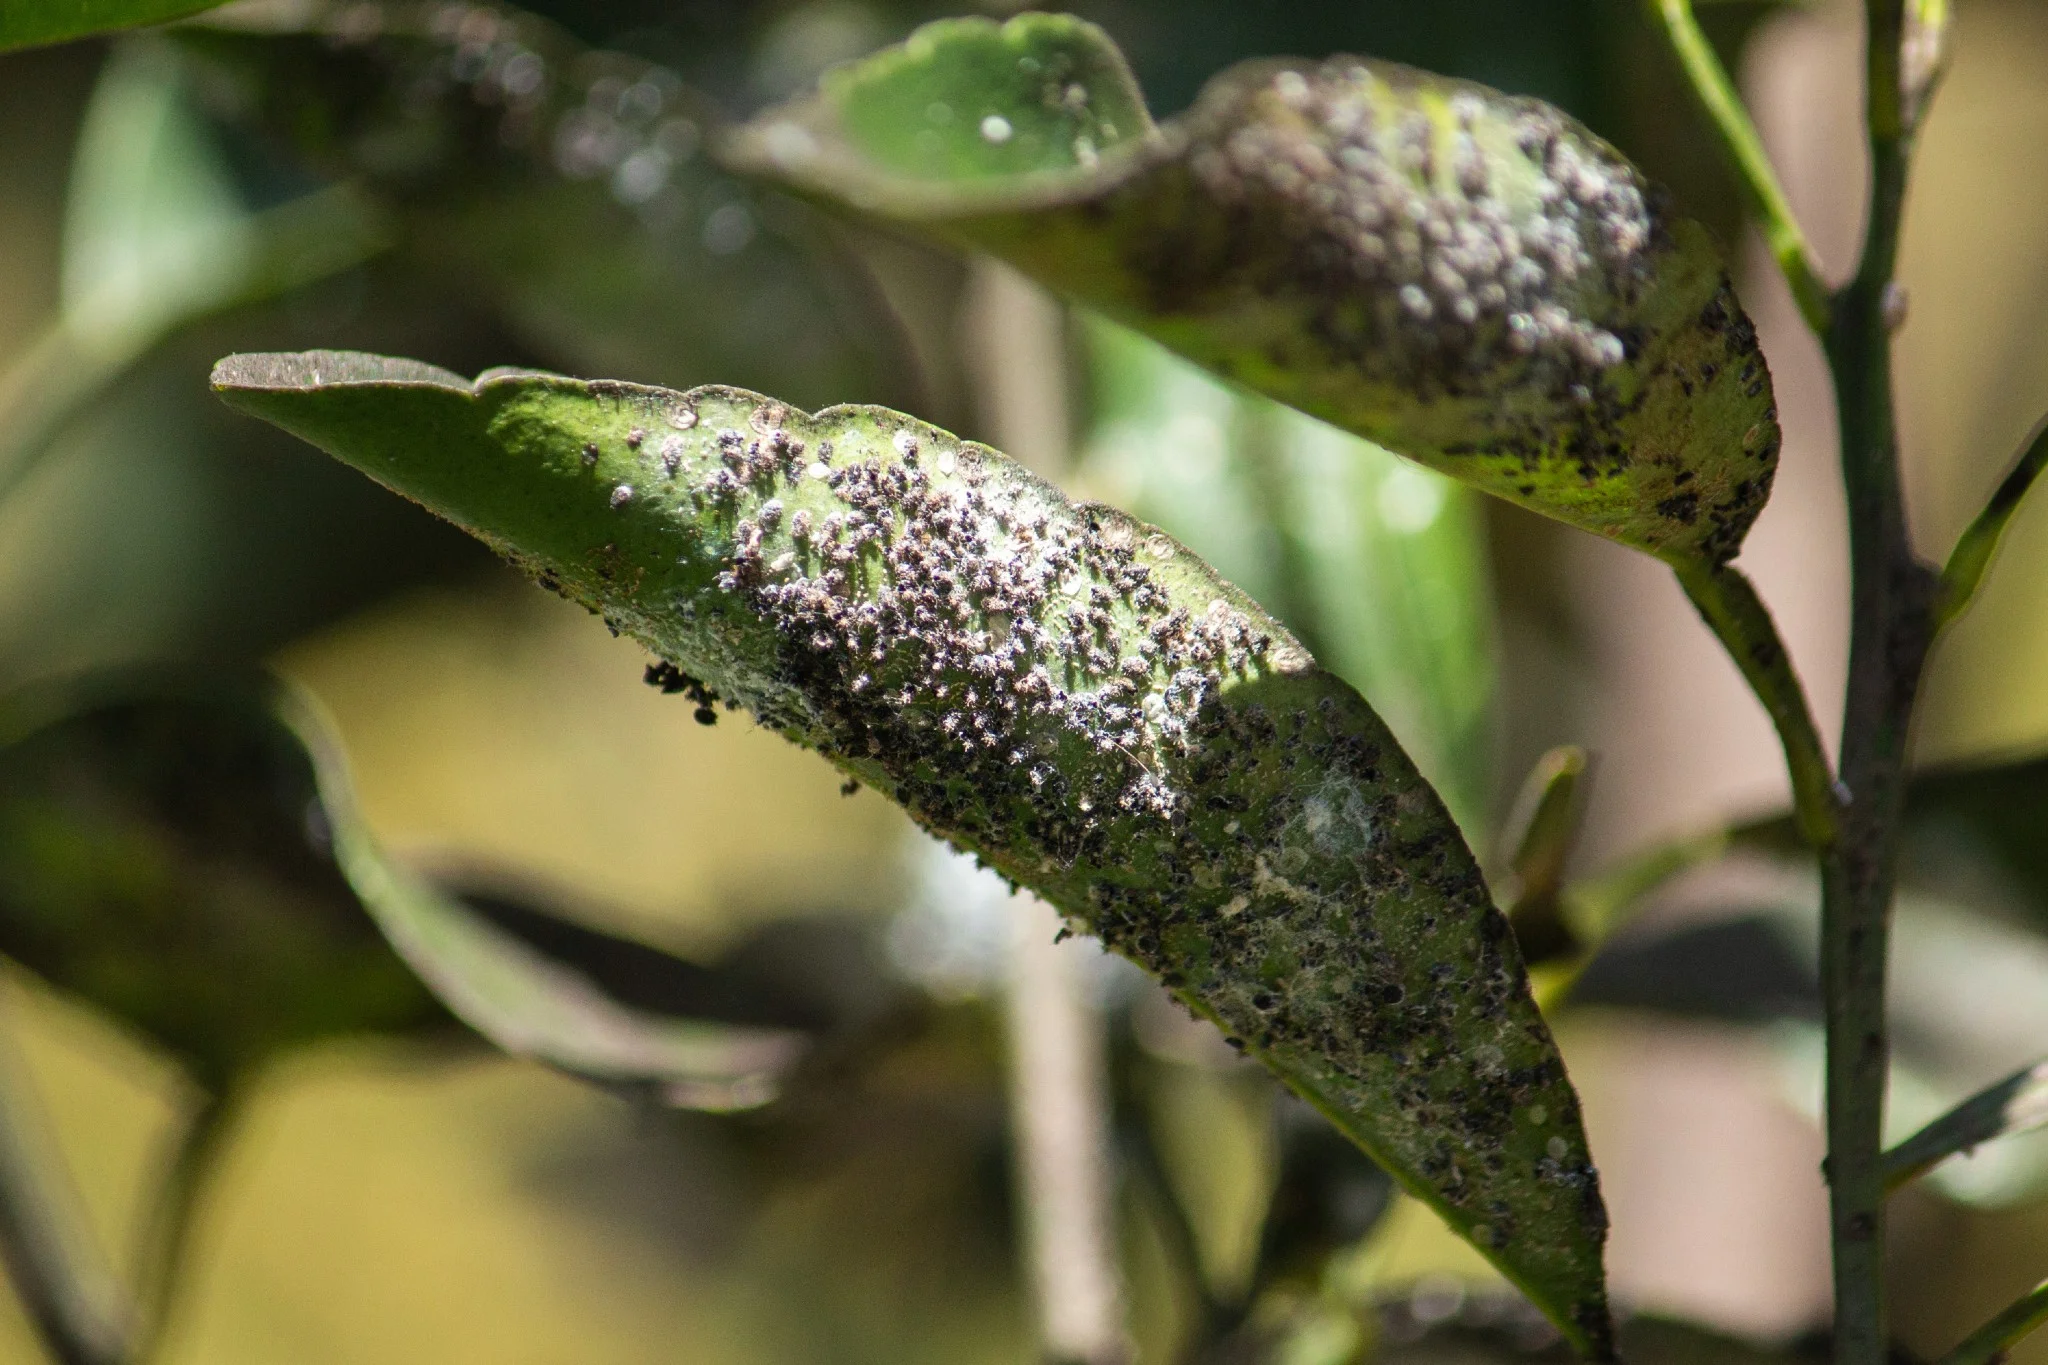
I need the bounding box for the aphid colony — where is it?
[1193,60,1652,387]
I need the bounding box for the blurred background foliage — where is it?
[3,0,2048,1362]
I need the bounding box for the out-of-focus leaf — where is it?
[1369,1309,1816,1365]
[1076,319,1497,834]
[0,675,812,1108]
[0,37,385,500]
[1502,747,1590,967]
[0,677,438,1087]
[1935,1281,2048,1365]
[1613,882,2048,1208]
[727,13,1782,568]
[1902,0,1953,134]
[1885,1058,2048,1191]
[283,683,811,1107]
[0,0,227,53]
[170,1,908,413]
[1255,1095,1397,1291]
[213,350,1614,1356]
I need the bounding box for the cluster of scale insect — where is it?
[1193,60,1655,383]
[656,414,1281,853]
[607,399,1602,1236]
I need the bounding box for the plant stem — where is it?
[1936,411,2048,628]
[1644,0,1832,331]
[1819,3,1933,1361]
[971,257,1130,1365]
[1935,1281,2048,1365]
[1672,561,1839,847]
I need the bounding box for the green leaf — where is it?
[0,674,807,1107]
[1884,1058,2048,1191]
[1502,746,1592,968]
[725,13,1782,567]
[1935,1280,2048,1365]
[0,0,227,53]
[1736,750,2048,936]
[213,349,1615,1355]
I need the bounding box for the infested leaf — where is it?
[725,13,1782,566]
[213,349,1615,1354]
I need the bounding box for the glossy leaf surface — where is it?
[727,14,1782,566]
[214,350,1613,1353]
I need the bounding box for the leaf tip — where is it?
[210,349,472,397]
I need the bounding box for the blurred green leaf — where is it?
[281,685,812,1108]
[0,37,386,506]
[1737,749,2048,933]
[0,0,228,53]
[170,2,910,413]
[727,13,1782,567]
[1076,320,1498,834]
[212,350,1615,1356]
[1502,747,1591,967]
[0,676,438,1088]
[0,674,813,1109]
[1935,1280,2048,1365]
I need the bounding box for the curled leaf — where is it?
[726,14,1781,566]
[0,674,806,1108]
[280,687,811,1109]
[214,349,1614,1354]
[170,1,907,412]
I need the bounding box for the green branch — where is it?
[1672,560,1839,847]
[1644,0,1832,332]
[1938,413,2048,628]
[1818,1,1924,1359]
[1936,1281,2048,1365]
